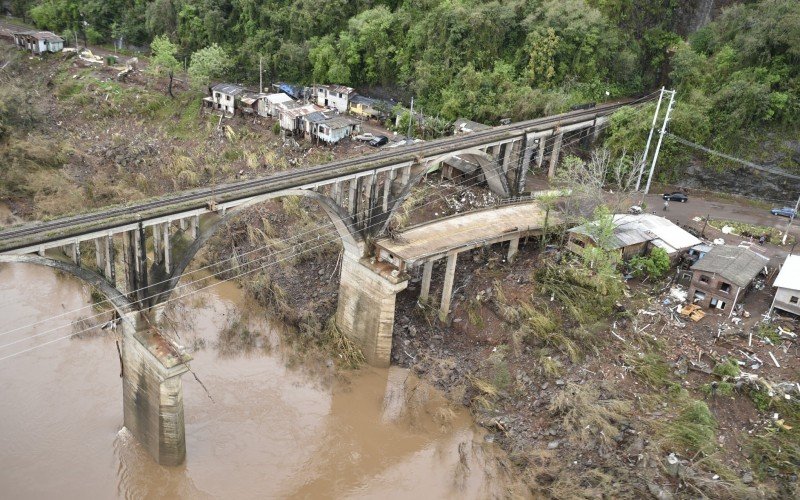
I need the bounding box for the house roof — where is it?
[281,103,323,119]
[774,254,800,290]
[14,31,63,42]
[320,116,359,129]
[690,245,769,288]
[304,111,331,124]
[266,93,293,104]
[350,95,376,106]
[454,118,491,133]
[211,83,247,96]
[317,84,355,95]
[277,83,304,99]
[569,214,701,254]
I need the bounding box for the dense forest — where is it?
[4,0,800,169]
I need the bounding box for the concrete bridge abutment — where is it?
[120,312,191,466]
[335,251,408,367]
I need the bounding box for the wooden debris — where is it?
[768,351,781,368]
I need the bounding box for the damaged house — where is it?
[687,245,769,313]
[205,83,247,114]
[567,213,701,261]
[313,84,356,113]
[12,31,64,54]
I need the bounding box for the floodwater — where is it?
[0,263,515,499]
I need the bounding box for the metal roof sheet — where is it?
[320,116,359,129]
[569,213,700,253]
[774,254,800,290]
[454,118,491,133]
[266,93,293,104]
[211,83,246,96]
[317,84,355,95]
[690,245,769,288]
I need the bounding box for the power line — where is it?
[0,100,659,359]
[666,132,800,181]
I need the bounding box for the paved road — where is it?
[642,192,798,263]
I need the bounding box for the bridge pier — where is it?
[548,132,564,179]
[120,311,191,466]
[336,251,408,367]
[438,252,458,321]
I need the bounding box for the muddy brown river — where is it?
[0,263,514,499]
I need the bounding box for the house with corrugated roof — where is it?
[278,103,324,134]
[687,245,769,313]
[312,116,361,144]
[206,83,247,114]
[12,31,64,54]
[348,95,390,120]
[313,84,356,113]
[453,118,491,135]
[769,254,800,317]
[567,213,701,261]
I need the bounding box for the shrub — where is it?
[629,247,670,279]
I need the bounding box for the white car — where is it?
[354,133,376,142]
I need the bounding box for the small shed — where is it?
[687,245,768,313]
[769,254,800,317]
[13,31,64,54]
[312,116,361,144]
[240,91,267,115]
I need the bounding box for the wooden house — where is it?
[12,31,64,54]
[313,84,356,113]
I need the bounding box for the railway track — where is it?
[0,96,652,250]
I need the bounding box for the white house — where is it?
[263,93,294,117]
[313,84,356,113]
[312,116,361,144]
[13,31,64,54]
[769,254,800,317]
[206,83,247,114]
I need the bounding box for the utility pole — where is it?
[636,87,665,191]
[643,89,676,199]
[407,96,414,139]
[259,56,263,93]
[781,194,800,245]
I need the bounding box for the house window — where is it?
[693,291,706,302]
[719,282,732,293]
[699,275,710,284]
[791,296,799,304]
[227,95,231,101]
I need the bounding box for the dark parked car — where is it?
[368,135,389,147]
[663,192,688,202]
[771,207,797,218]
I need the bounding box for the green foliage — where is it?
[625,351,671,388]
[664,400,718,456]
[712,358,741,379]
[150,34,181,75]
[629,247,670,279]
[188,44,231,88]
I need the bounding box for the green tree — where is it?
[150,34,182,97]
[188,44,231,88]
[629,247,670,278]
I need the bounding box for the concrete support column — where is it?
[348,179,358,217]
[153,224,161,265]
[73,242,81,267]
[363,172,376,230]
[507,237,520,263]
[95,239,104,269]
[439,252,458,322]
[419,260,433,302]
[518,134,533,194]
[333,181,343,206]
[190,215,199,240]
[335,251,408,367]
[400,165,411,186]
[548,132,563,179]
[37,246,45,257]
[105,234,115,283]
[382,174,392,212]
[536,137,546,169]
[133,230,141,275]
[502,140,514,175]
[179,218,187,231]
[120,312,191,466]
[163,222,171,274]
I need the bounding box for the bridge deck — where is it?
[375,202,560,266]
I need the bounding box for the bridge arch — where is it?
[151,188,363,306]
